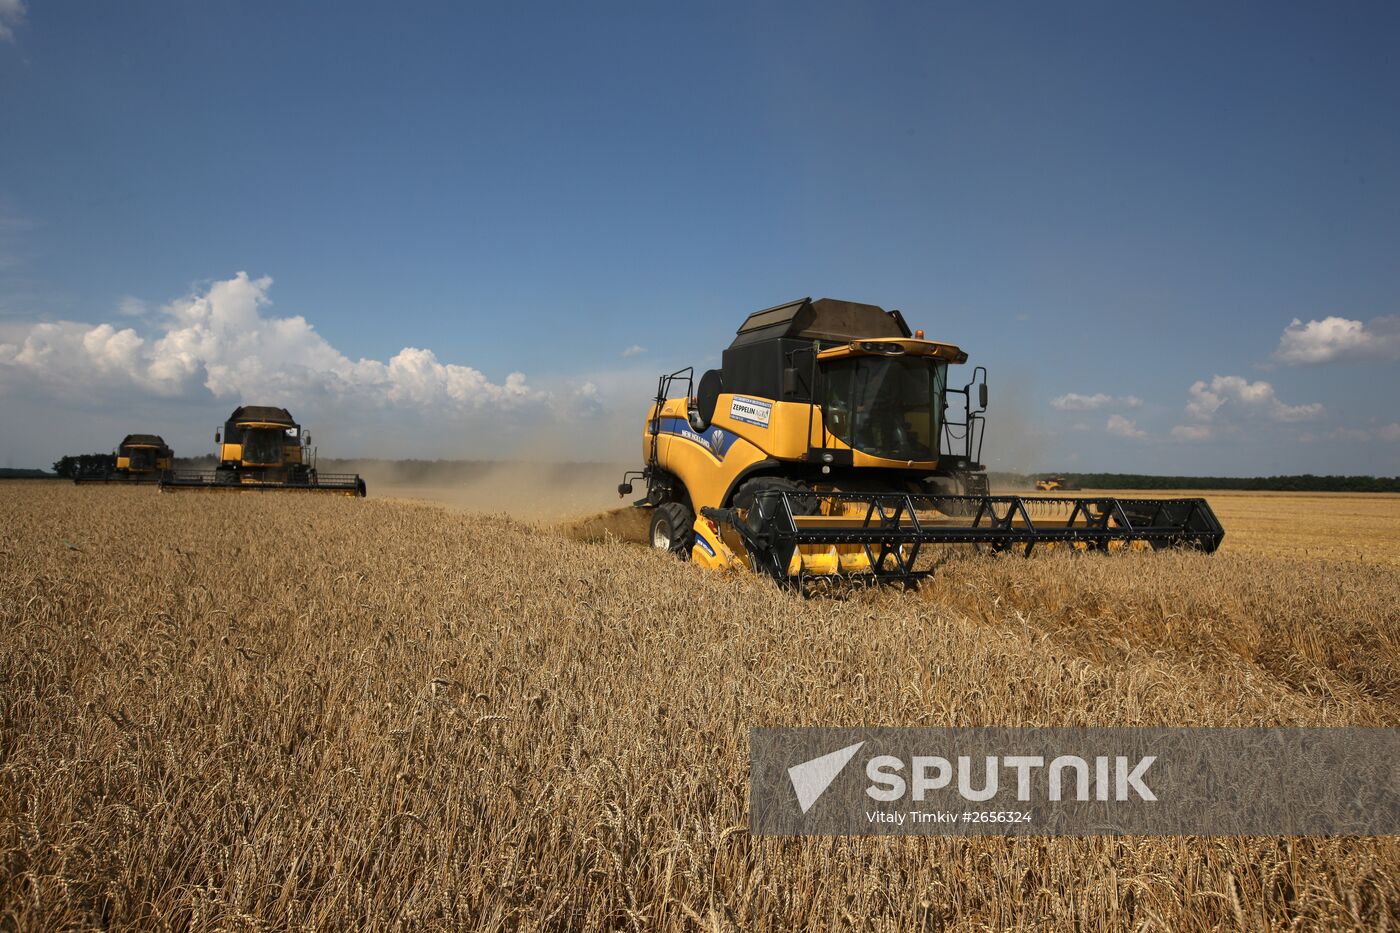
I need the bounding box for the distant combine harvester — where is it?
[73,434,173,485]
[160,406,366,496]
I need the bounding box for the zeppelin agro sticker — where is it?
[730,396,772,427]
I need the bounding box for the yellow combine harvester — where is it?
[618,297,1222,584]
[160,405,366,496]
[74,434,173,484]
[1035,476,1080,492]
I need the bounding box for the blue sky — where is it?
[1,1,1397,473]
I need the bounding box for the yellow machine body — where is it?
[219,420,308,473]
[623,298,988,577]
[621,297,1222,583]
[115,444,173,475]
[642,337,966,510]
[76,433,174,484]
[160,405,366,495]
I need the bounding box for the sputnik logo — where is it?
[788,742,865,813]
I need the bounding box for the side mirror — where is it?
[692,369,723,428]
[617,482,633,497]
[782,366,799,397]
[303,432,312,446]
[978,383,989,410]
[214,430,221,444]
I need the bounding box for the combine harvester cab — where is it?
[618,297,1222,586]
[160,406,366,496]
[74,434,173,484]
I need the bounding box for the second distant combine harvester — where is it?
[160,406,366,496]
[74,434,173,484]
[618,297,1222,584]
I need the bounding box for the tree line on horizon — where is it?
[49,453,117,479]
[12,457,1400,493]
[1003,472,1400,493]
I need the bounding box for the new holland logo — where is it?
[710,429,724,450]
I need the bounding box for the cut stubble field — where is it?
[1,480,1398,930]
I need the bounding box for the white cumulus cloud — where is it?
[1170,424,1213,442]
[0,0,24,42]
[117,296,150,318]
[1272,315,1400,365]
[1050,392,1142,411]
[0,272,542,410]
[1183,375,1322,424]
[1105,414,1146,439]
[621,345,647,358]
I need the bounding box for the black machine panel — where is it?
[721,297,912,402]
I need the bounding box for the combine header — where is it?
[160,406,366,496]
[74,434,173,484]
[618,297,1222,584]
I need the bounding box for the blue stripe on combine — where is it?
[653,418,740,460]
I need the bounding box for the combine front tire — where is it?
[650,502,695,559]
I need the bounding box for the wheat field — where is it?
[2,480,1398,930]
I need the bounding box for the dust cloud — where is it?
[309,368,1046,540]
[307,371,660,537]
[972,371,1048,476]
[321,459,636,523]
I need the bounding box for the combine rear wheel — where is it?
[650,502,695,559]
